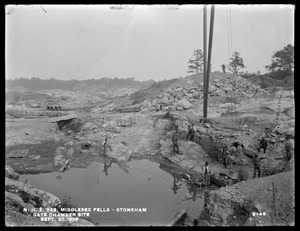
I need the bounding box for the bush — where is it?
[238,166,249,181]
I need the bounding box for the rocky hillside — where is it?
[139,72,270,113]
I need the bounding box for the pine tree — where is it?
[187,49,204,74]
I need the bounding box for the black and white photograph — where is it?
[5,4,294,226]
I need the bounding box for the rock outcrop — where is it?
[5,165,94,226]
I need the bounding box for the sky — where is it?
[5,4,294,81]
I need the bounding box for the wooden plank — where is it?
[49,114,77,123]
[242,148,257,158]
[167,210,187,226]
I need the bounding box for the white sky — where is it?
[5,4,294,81]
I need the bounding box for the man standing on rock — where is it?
[193,124,198,142]
[284,134,294,165]
[221,64,226,73]
[172,130,180,154]
[203,161,211,186]
[258,137,268,154]
[221,145,230,168]
[102,137,112,155]
[253,153,261,179]
[186,125,193,141]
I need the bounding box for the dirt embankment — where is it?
[201,170,294,226]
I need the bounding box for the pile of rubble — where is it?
[140,72,269,112]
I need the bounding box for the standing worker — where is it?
[258,137,268,154]
[193,123,198,142]
[253,152,261,179]
[190,123,195,141]
[222,145,230,168]
[186,125,193,141]
[284,134,294,164]
[172,130,180,154]
[102,137,112,155]
[203,161,211,186]
[221,64,226,73]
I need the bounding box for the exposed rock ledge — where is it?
[5,165,94,226]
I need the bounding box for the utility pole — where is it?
[203,5,207,120]
[203,5,215,119]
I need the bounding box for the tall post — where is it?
[203,5,215,119]
[203,5,207,119]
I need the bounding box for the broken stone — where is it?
[215,89,227,97]
[121,141,128,146]
[177,99,193,109]
[31,155,41,160]
[81,141,92,149]
[185,193,192,199]
[5,165,20,180]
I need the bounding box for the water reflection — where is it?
[23,159,205,225]
[103,159,113,176]
[170,176,182,194]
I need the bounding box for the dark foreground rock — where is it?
[5,165,94,226]
[203,171,294,226]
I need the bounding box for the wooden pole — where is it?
[203,5,215,119]
[203,5,207,119]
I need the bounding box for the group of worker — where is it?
[171,122,202,155]
[186,123,198,142]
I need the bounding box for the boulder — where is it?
[64,141,74,148]
[6,165,20,180]
[119,115,136,127]
[175,87,183,92]
[106,143,131,161]
[103,121,119,132]
[161,96,169,104]
[81,141,92,149]
[177,99,193,109]
[215,89,227,97]
[81,122,93,131]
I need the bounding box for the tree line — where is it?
[6,77,155,91]
[187,44,294,78]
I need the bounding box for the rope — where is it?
[244,9,268,61]
[79,14,133,79]
[227,6,237,129]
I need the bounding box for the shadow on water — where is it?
[23,158,206,226]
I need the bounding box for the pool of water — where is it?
[23,159,205,226]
